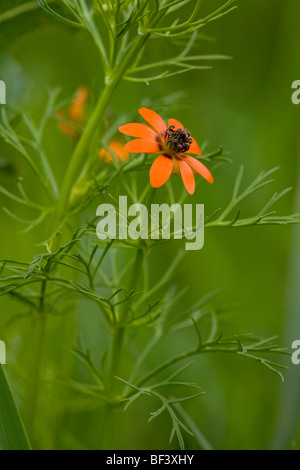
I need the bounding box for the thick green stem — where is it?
[101,328,124,450]
[23,312,47,440]
[109,328,125,391]
[102,247,145,449]
[109,247,145,391]
[121,247,146,323]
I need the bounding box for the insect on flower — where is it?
[119,108,213,195]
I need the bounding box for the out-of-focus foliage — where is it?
[0,0,299,450]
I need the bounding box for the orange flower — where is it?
[118,107,213,195]
[57,86,90,139]
[99,140,129,164]
[69,86,90,122]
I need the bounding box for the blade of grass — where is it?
[0,365,31,450]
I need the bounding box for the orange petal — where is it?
[189,138,202,156]
[125,139,161,154]
[109,141,129,162]
[184,155,214,184]
[139,108,167,137]
[99,147,112,163]
[58,122,79,139]
[69,86,90,122]
[56,111,79,139]
[168,118,184,130]
[150,155,173,188]
[177,158,195,195]
[119,123,159,140]
[99,141,129,164]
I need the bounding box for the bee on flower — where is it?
[119,107,213,195]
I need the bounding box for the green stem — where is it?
[101,327,124,450]
[109,247,145,391]
[102,400,119,450]
[53,33,151,234]
[22,268,53,440]
[109,328,125,392]
[0,1,54,24]
[121,247,146,323]
[137,347,198,389]
[102,247,145,449]
[23,312,47,440]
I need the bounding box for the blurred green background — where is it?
[0,0,300,450]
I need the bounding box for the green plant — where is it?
[0,0,299,450]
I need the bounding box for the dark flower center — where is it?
[165,125,193,153]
